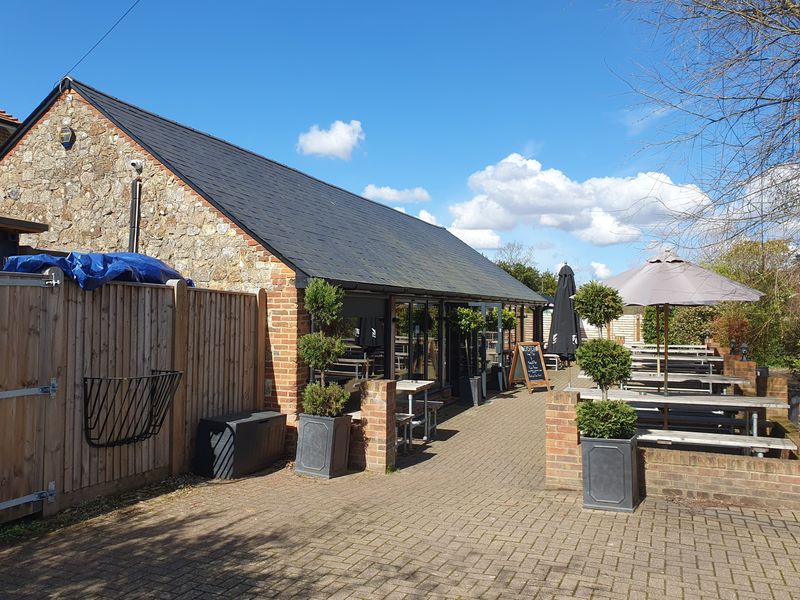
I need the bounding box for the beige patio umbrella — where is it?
[603,249,763,393]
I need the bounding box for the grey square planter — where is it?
[294,413,352,479]
[580,436,640,513]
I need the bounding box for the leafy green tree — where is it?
[573,281,624,335]
[485,307,518,332]
[709,240,800,366]
[576,339,632,400]
[643,306,715,345]
[496,261,558,296]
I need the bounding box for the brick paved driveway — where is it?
[3,374,800,599]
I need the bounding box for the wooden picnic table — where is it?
[623,371,750,394]
[628,347,716,356]
[628,343,709,350]
[631,354,723,363]
[626,371,748,384]
[565,386,786,436]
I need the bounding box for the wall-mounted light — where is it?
[740,342,749,362]
[729,338,737,355]
[59,126,75,150]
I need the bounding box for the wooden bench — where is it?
[636,428,797,457]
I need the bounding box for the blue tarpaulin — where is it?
[2,252,194,291]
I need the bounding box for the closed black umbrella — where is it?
[548,264,581,360]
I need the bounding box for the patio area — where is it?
[2,370,800,599]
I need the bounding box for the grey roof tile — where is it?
[68,79,545,304]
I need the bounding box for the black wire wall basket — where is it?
[83,370,183,448]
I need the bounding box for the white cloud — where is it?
[392,206,407,214]
[447,227,502,249]
[448,153,708,246]
[363,184,430,203]
[591,261,612,279]
[417,209,438,225]
[297,119,364,159]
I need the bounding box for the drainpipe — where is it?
[128,178,142,253]
[128,159,144,253]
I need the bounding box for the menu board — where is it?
[508,342,550,391]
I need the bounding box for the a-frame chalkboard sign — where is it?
[508,342,551,391]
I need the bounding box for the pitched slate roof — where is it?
[5,78,546,304]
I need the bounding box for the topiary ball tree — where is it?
[456,307,484,376]
[576,338,632,400]
[297,332,345,387]
[576,399,638,439]
[304,277,344,332]
[573,281,624,335]
[298,278,347,416]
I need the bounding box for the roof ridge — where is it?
[66,78,446,231]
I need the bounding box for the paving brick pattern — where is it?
[3,370,800,599]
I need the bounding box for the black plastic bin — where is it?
[193,411,286,479]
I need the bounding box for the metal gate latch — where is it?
[0,378,57,401]
[0,481,56,512]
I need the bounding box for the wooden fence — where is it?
[0,271,265,523]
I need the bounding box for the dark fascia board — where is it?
[0,216,49,234]
[63,79,309,282]
[326,278,548,306]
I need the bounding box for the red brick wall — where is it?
[642,447,800,510]
[544,390,800,508]
[545,391,582,490]
[262,265,310,454]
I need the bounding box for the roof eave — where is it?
[324,278,547,305]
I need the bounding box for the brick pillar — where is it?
[724,355,757,396]
[361,379,397,473]
[766,375,790,421]
[263,264,310,456]
[545,391,582,490]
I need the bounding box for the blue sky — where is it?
[3,1,699,283]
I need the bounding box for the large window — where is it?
[393,299,445,387]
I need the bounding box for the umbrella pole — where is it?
[663,303,670,395]
[655,306,661,376]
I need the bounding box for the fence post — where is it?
[41,268,67,516]
[256,288,267,409]
[167,279,189,474]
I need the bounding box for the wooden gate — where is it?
[0,271,62,523]
[0,271,265,523]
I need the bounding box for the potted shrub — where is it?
[576,399,640,512]
[294,279,352,478]
[455,306,485,406]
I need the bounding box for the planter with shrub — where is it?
[576,399,640,512]
[455,306,485,406]
[294,279,352,479]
